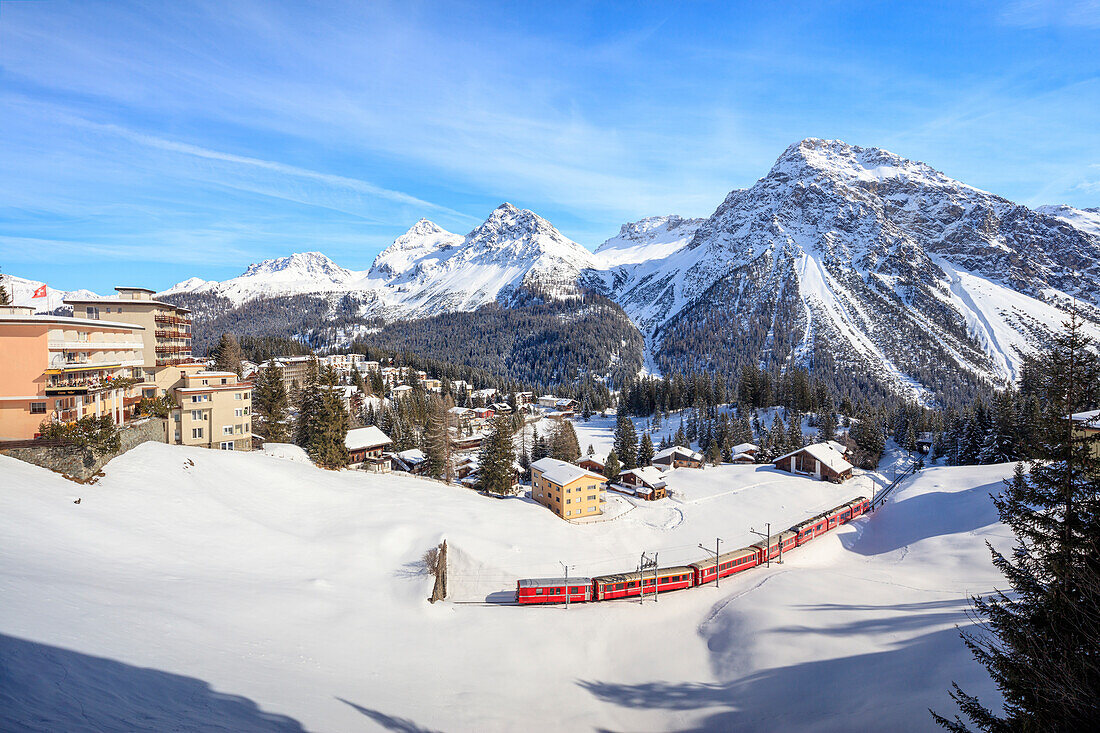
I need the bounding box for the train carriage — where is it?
[792,514,829,546]
[516,577,593,604]
[751,530,798,564]
[690,546,759,585]
[847,496,870,518]
[593,565,695,600]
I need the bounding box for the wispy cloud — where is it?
[1000,0,1100,28]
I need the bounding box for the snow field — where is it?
[1,443,1010,731]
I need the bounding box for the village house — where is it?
[514,391,534,404]
[652,445,704,469]
[389,384,413,399]
[530,457,606,520]
[537,395,559,408]
[615,466,669,500]
[345,425,393,472]
[447,406,474,430]
[473,406,495,421]
[731,441,759,464]
[453,455,479,480]
[554,398,578,413]
[489,402,513,414]
[390,448,427,474]
[773,443,854,482]
[1071,410,1100,459]
[578,455,605,474]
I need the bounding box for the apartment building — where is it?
[171,371,253,450]
[0,305,147,440]
[260,355,315,393]
[65,287,198,395]
[530,457,607,521]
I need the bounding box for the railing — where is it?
[155,345,191,354]
[154,314,190,326]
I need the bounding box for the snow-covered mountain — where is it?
[156,139,1100,401]
[1035,204,1100,237]
[608,139,1100,399]
[0,274,100,313]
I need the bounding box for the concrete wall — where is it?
[0,417,168,481]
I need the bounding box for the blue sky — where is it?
[2,0,1099,293]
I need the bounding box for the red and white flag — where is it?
[32,284,47,298]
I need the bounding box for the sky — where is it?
[2,0,1099,294]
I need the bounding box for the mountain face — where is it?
[155,139,1100,402]
[610,139,1100,400]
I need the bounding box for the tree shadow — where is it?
[394,559,429,579]
[0,632,308,732]
[842,483,1002,556]
[337,697,443,733]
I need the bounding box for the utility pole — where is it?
[750,522,772,567]
[639,552,658,603]
[698,538,724,588]
[560,561,573,610]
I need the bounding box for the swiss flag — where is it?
[32,284,47,298]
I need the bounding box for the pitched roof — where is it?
[1070,409,1100,427]
[531,457,605,486]
[773,443,854,474]
[732,442,759,453]
[397,448,426,463]
[345,426,392,450]
[652,445,703,462]
[620,466,667,488]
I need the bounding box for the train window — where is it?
[536,588,543,594]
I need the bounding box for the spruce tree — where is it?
[254,362,289,442]
[424,397,452,480]
[818,405,838,442]
[637,432,655,466]
[933,313,1100,731]
[787,412,804,450]
[615,415,639,470]
[549,420,581,462]
[478,415,516,496]
[212,333,244,377]
[603,450,621,481]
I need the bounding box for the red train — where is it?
[516,495,870,604]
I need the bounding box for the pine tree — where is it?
[818,405,838,442]
[212,333,244,377]
[978,392,1018,465]
[933,313,1100,731]
[424,397,452,480]
[615,415,638,470]
[254,362,289,442]
[295,359,349,469]
[531,426,550,462]
[706,440,722,466]
[603,450,621,481]
[478,415,516,496]
[637,432,655,467]
[549,420,581,462]
[786,412,804,450]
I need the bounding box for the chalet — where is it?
[472,388,497,403]
[615,466,668,500]
[390,448,427,474]
[345,426,393,472]
[554,398,578,413]
[489,402,513,414]
[514,391,534,404]
[652,445,704,469]
[825,439,851,456]
[473,406,495,420]
[453,455,479,480]
[451,433,484,452]
[578,456,605,474]
[537,395,559,408]
[447,406,474,429]
[1071,410,1100,459]
[545,411,570,421]
[731,442,759,464]
[773,443,854,482]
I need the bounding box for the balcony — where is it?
[155,345,192,354]
[154,314,190,326]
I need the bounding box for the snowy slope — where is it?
[161,251,358,306]
[594,215,705,267]
[1036,204,1100,237]
[617,139,1100,396]
[1,441,1009,731]
[0,273,100,313]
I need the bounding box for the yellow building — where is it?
[0,305,147,439]
[530,457,607,521]
[1071,410,1100,459]
[65,287,198,395]
[170,371,253,450]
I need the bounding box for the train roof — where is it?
[517,577,593,588]
[689,546,758,568]
[593,565,695,583]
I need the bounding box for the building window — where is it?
[30,402,46,414]
[192,428,203,439]
[235,393,243,400]
[86,307,99,320]
[220,441,234,450]
[221,378,228,384]
[235,408,243,417]
[191,410,203,421]
[223,426,233,435]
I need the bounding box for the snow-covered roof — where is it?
[773,443,854,474]
[652,445,703,462]
[1070,409,1100,427]
[448,406,472,414]
[732,452,756,462]
[825,440,849,455]
[345,426,392,450]
[531,457,605,486]
[732,442,758,453]
[620,466,667,488]
[397,448,426,464]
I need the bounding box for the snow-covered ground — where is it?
[1,442,1008,731]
